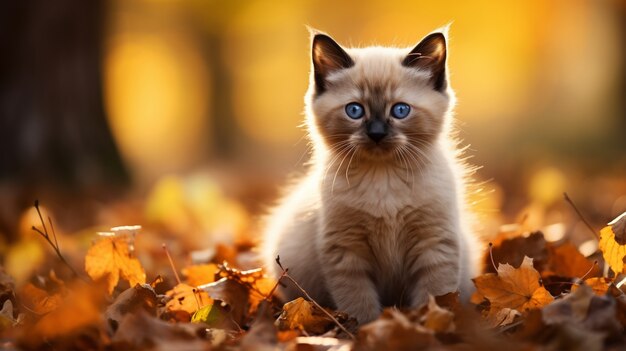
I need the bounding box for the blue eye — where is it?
[345,102,365,119]
[391,103,411,119]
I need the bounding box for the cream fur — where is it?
[261,30,479,324]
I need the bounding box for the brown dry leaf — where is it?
[84,234,146,294]
[199,277,249,326]
[354,309,437,351]
[213,263,277,315]
[165,283,212,315]
[487,231,548,274]
[546,243,599,278]
[111,309,208,351]
[598,212,626,274]
[542,284,593,325]
[420,295,455,333]
[275,297,333,334]
[473,256,554,313]
[105,284,159,334]
[182,263,219,287]
[20,283,63,315]
[485,307,521,328]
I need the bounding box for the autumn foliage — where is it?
[2,194,626,350]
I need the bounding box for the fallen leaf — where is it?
[276,297,333,334]
[165,283,212,315]
[485,307,521,328]
[571,277,610,296]
[240,301,278,351]
[354,309,437,351]
[182,263,219,287]
[487,231,548,274]
[20,283,63,315]
[546,243,599,278]
[420,295,455,333]
[473,256,554,313]
[0,300,18,331]
[104,284,159,334]
[199,278,249,327]
[111,309,208,351]
[599,212,626,274]
[542,284,594,325]
[84,233,146,294]
[28,279,108,342]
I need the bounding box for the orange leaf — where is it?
[84,234,146,294]
[546,243,598,278]
[598,212,626,274]
[473,256,554,313]
[165,283,212,314]
[572,277,610,296]
[30,280,107,340]
[21,283,63,315]
[182,264,219,287]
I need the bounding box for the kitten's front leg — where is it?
[407,234,460,307]
[321,242,382,324]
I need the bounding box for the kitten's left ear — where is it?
[402,32,448,92]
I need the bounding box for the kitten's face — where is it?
[307,32,452,161]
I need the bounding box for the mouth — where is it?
[359,140,398,158]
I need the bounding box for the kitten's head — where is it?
[306,29,454,162]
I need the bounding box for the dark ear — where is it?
[312,33,354,94]
[402,32,447,91]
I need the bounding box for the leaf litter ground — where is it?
[3,197,626,350]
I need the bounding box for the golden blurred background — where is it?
[1,0,625,246]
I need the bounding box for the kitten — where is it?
[262,28,479,324]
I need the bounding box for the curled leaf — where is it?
[599,212,626,274]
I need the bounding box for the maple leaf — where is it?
[473,256,554,313]
[84,233,146,294]
[598,212,626,274]
[275,297,333,334]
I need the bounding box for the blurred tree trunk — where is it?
[0,0,128,237]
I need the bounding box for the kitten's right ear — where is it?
[311,32,354,94]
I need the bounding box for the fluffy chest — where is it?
[324,164,430,218]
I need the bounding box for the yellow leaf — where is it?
[598,212,626,274]
[84,234,146,294]
[473,256,554,313]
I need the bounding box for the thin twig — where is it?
[275,256,355,340]
[488,243,498,272]
[31,200,81,278]
[563,192,599,239]
[162,243,182,285]
[580,261,598,281]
